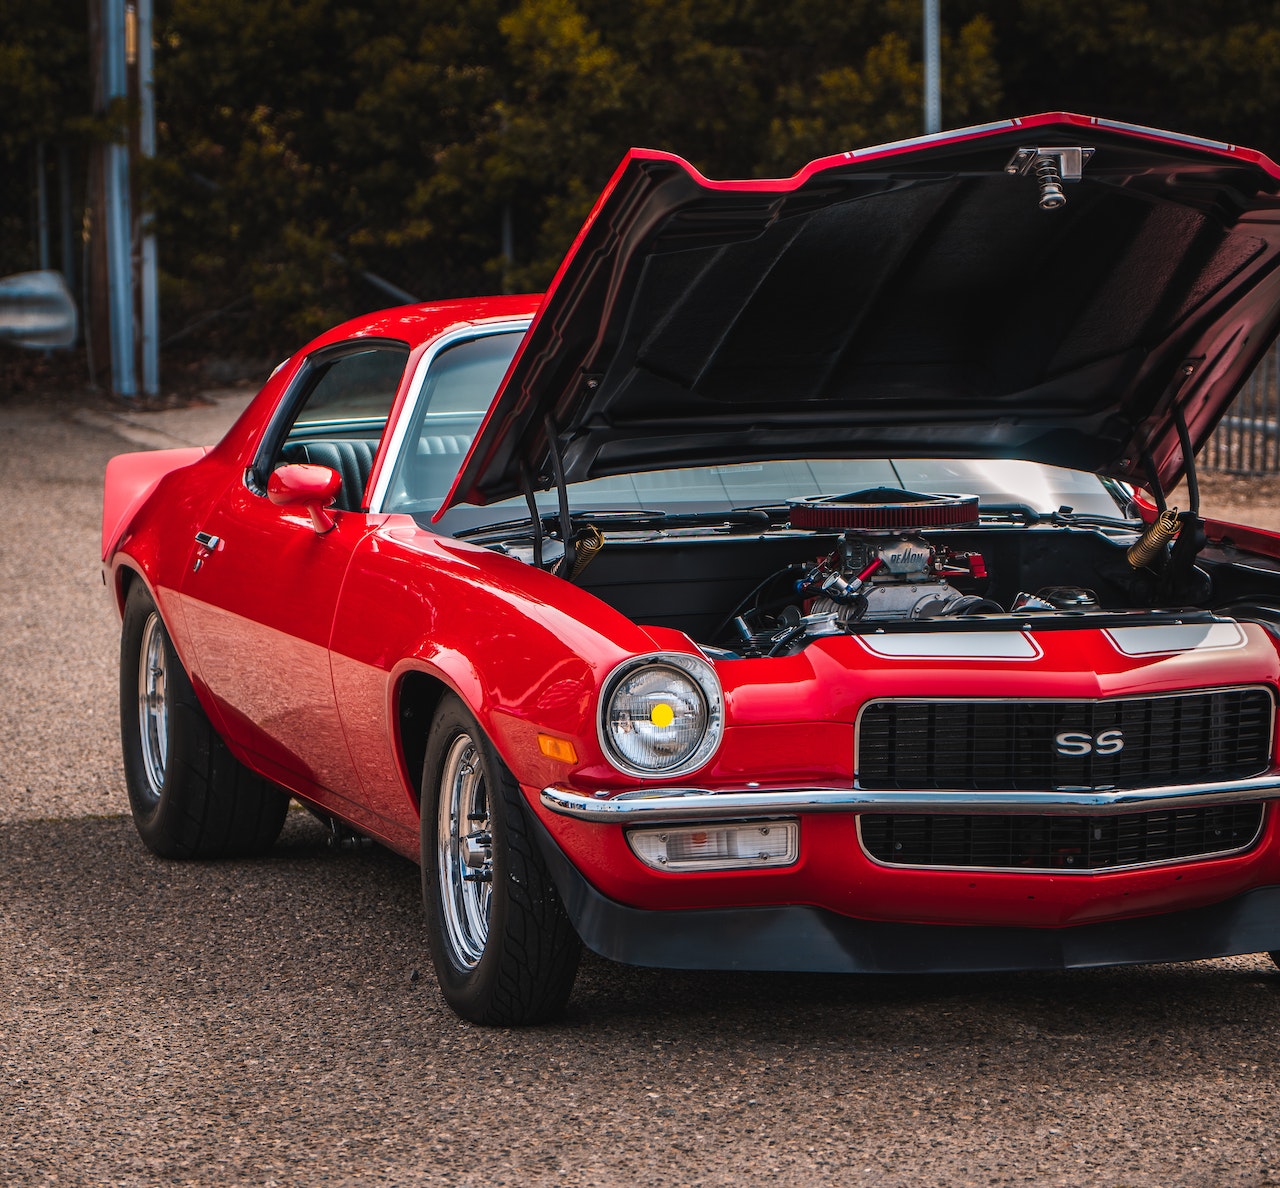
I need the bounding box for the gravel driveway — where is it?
[3,392,1279,1186]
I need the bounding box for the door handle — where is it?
[192,532,222,571]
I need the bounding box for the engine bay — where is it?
[478,487,1280,656]
[719,526,1094,657]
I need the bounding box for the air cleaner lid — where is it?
[788,489,981,530]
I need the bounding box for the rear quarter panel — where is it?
[102,448,207,567]
[104,451,242,685]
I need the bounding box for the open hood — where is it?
[444,114,1280,511]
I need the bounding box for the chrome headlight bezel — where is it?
[597,652,724,778]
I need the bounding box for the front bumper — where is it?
[541,773,1280,822]
[529,811,1280,972]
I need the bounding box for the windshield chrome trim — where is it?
[540,775,1280,823]
[367,319,531,514]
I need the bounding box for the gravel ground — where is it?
[3,392,1280,1186]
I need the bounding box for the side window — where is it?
[263,343,409,512]
[290,347,408,430]
[382,331,523,513]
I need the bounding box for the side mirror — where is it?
[267,463,341,534]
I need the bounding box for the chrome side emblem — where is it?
[1055,729,1124,757]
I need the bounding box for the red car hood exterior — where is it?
[445,113,1280,511]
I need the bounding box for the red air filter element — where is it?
[788,489,980,531]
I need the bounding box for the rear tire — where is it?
[421,694,580,1025]
[119,582,288,857]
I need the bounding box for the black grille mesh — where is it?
[856,688,1274,791]
[859,805,1266,870]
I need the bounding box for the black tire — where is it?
[421,693,580,1025]
[119,581,288,858]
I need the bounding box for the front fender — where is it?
[329,520,670,818]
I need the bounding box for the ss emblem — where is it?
[1054,728,1125,757]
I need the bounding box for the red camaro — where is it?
[104,114,1280,1024]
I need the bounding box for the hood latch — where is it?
[1005,146,1095,211]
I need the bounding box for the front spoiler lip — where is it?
[541,774,1280,823]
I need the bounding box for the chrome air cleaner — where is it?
[787,488,980,531]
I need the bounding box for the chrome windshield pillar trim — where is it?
[366,318,532,514]
[540,775,1280,823]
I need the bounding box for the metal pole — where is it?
[502,203,514,293]
[138,0,158,397]
[58,144,75,294]
[36,142,51,270]
[103,0,136,397]
[923,0,941,135]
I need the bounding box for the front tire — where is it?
[119,581,288,857]
[421,694,580,1025]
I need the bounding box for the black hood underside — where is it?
[447,116,1280,509]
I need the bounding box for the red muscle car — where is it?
[104,114,1280,1024]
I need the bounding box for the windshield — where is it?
[382,331,1130,531]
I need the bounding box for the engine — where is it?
[801,532,991,622]
[788,488,993,623]
[716,488,1103,657]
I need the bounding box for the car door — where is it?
[180,339,410,809]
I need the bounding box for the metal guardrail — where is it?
[1204,341,1280,473]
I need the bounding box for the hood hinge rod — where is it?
[1157,399,1206,600]
[1171,400,1200,518]
[518,460,544,570]
[1141,449,1168,514]
[543,413,575,578]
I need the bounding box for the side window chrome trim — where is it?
[367,319,531,514]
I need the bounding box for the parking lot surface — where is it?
[2,392,1279,1186]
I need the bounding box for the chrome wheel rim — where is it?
[137,611,169,799]
[436,733,492,968]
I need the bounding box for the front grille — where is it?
[856,688,1274,791]
[859,805,1266,871]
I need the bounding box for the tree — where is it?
[142,0,1008,348]
[967,0,1280,159]
[0,0,89,276]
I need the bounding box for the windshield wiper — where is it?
[976,502,1043,523]
[455,507,777,540]
[642,508,776,530]
[1046,508,1142,529]
[977,503,1139,529]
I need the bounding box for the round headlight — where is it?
[599,653,723,777]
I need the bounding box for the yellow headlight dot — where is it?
[650,702,675,728]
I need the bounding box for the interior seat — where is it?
[281,439,377,511]
[400,434,474,505]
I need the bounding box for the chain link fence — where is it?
[1203,340,1280,474]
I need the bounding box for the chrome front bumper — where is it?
[541,774,1280,823]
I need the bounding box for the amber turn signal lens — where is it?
[537,734,578,764]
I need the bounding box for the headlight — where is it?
[598,653,723,777]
